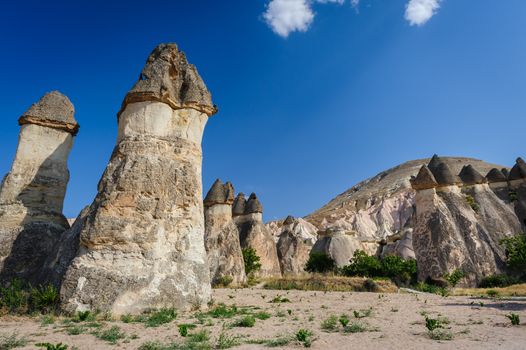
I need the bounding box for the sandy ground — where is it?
[1,288,525,350]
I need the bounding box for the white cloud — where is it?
[405,0,442,26]
[263,0,345,38]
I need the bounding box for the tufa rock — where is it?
[429,160,460,187]
[60,43,213,315]
[232,193,246,217]
[508,158,526,181]
[276,216,317,275]
[486,168,508,183]
[245,193,263,214]
[203,180,246,286]
[459,165,486,185]
[410,165,438,190]
[118,43,217,119]
[0,91,78,285]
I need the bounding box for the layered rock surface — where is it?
[269,216,317,275]
[234,193,281,277]
[60,43,214,314]
[204,180,246,285]
[0,91,78,285]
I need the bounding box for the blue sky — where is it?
[0,0,525,221]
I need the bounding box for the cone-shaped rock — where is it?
[459,165,486,185]
[204,180,246,286]
[60,44,213,315]
[118,43,217,118]
[0,91,78,285]
[429,161,460,186]
[232,193,246,217]
[245,193,263,214]
[410,165,438,190]
[486,168,507,183]
[509,157,526,181]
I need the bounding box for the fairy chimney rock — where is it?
[459,165,486,186]
[60,43,213,315]
[0,91,78,285]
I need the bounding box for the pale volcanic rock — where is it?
[204,180,246,286]
[235,193,281,278]
[311,226,363,268]
[274,216,317,275]
[60,43,214,315]
[0,91,78,285]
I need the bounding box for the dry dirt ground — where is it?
[1,288,525,350]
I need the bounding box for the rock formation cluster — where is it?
[203,179,246,285]
[0,92,78,286]
[274,216,317,275]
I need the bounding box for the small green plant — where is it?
[339,314,350,327]
[295,329,313,348]
[214,276,234,288]
[216,332,240,349]
[30,284,59,313]
[486,289,500,298]
[178,324,189,337]
[0,333,27,350]
[73,310,95,322]
[40,314,56,326]
[506,313,520,325]
[444,269,465,287]
[465,195,480,212]
[254,311,271,320]
[343,323,367,333]
[428,329,454,341]
[232,315,256,327]
[270,295,290,303]
[304,253,336,273]
[425,316,443,331]
[65,326,86,335]
[96,326,126,344]
[242,248,262,276]
[208,303,238,318]
[35,343,69,350]
[509,191,518,202]
[145,308,177,327]
[320,315,338,332]
[353,308,372,318]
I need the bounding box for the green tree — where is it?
[242,248,262,276]
[304,252,336,273]
[501,234,526,272]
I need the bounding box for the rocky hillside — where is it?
[303,157,506,256]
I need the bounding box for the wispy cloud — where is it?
[404,0,442,26]
[263,0,443,37]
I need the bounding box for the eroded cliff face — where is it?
[60,44,215,315]
[204,180,246,286]
[0,91,78,286]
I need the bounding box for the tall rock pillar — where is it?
[204,180,246,286]
[61,43,216,315]
[0,91,78,285]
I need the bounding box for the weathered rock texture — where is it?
[61,43,215,315]
[411,156,522,285]
[272,216,317,275]
[204,180,246,286]
[0,91,78,285]
[234,193,281,277]
[311,226,363,268]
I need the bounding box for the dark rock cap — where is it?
[204,179,235,207]
[502,168,510,178]
[459,165,486,185]
[19,91,79,135]
[508,158,526,181]
[232,193,246,217]
[283,215,295,225]
[429,160,460,186]
[245,193,263,214]
[410,165,438,190]
[118,43,217,119]
[427,154,442,171]
[486,168,507,183]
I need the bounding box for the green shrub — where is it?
[216,333,239,349]
[341,251,381,277]
[0,333,27,350]
[339,314,350,327]
[486,289,499,298]
[343,323,367,333]
[304,253,336,273]
[444,269,464,287]
[214,276,234,287]
[425,316,445,331]
[73,311,95,323]
[242,248,262,276]
[501,234,526,272]
[320,315,338,332]
[178,324,189,337]
[381,255,417,285]
[362,278,379,292]
[295,329,313,348]
[414,282,449,296]
[30,284,58,313]
[96,326,125,344]
[465,195,480,212]
[428,329,453,341]
[208,303,238,318]
[506,313,520,325]
[145,308,177,327]
[0,279,27,313]
[479,274,521,288]
[35,343,69,350]
[232,315,256,327]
